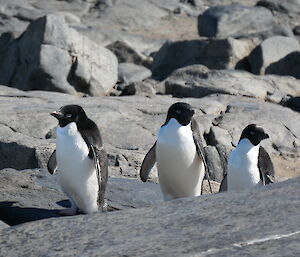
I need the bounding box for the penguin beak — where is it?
[51,111,63,120]
[264,133,269,139]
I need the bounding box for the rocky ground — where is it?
[0,0,299,255]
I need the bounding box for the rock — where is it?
[151,37,259,80]
[0,168,162,225]
[118,63,152,85]
[256,0,300,14]
[0,85,299,182]
[0,124,54,170]
[282,97,300,112]
[120,80,157,97]
[206,126,233,146]
[0,176,300,256]
[211,95,300,157]
[0,14,118,96]
[106,41,152,68]
[163,65,300,102]
[0,221,8,229]
[204,145,231,182]
[293,26,300,35]
[198,4,292,39]
[249,36,300,77]
[265,52,300,79]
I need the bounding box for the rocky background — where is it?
[0,0,300,255]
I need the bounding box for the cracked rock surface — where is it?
[0,176,299,256]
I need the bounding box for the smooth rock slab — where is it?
[0,168,162,225]
[0,176,299,256]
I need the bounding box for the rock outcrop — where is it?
[0,177,299,256]
[0,14,118,96]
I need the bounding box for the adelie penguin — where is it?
[140,102,210,200]
[220,124,275,192]
[47,105,108,215]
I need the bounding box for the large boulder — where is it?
[0,177,299,256]
[151,38,258,80]
[198,4,292,39]
[106,40,152,68]
[248,36,300,77]
[0,14,118,96]
[118,63,152,85]
[162,65,300,102]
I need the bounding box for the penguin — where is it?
[140,102,210,200]
[219,124,275,192]
[47,105,108,215]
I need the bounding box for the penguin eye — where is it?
[65,113,72,118]
[250,131,255,135]
[176,110,182,114]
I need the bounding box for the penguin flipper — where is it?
[191,119,212,194]
[140,142,156,182]
[219,173,227,192]
[47,150,57,175]
[90,145,108,211]
[258,146,275,185]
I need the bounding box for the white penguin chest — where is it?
[55,123,95,184]
[156,119,204,198]
[228,139,261,191]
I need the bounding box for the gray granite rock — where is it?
[106,40,152,68]
[256,0,300,14]
[163,65,300,102]
[120,80,157,97]
[151,38,258,80]
[0,176,299,256]
[249,36,300,77]
[0,221,8,229]
[265,52,300,79]
[198,4,293,39]
[118,63,152,84]
[204,145,231,182]
[0,168,162,225]
[0,14,118,96]
[211,96,300,157]
[0,85,299,183]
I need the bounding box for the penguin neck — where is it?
[163,118,190,130]
[236,138,260,155]
[57,122,79,137]
[158,118,192,143]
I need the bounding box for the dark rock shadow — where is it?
[0,201,65,226]
[56,200,71,208]
[282,97,300,113]
[265,51,300,79]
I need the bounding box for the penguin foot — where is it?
[59,208,77,216]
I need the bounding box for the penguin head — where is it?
[165,102,195,126]
[51,105,88,127]
[239,124,269,146]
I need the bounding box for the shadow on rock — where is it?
[0,201,63,226]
